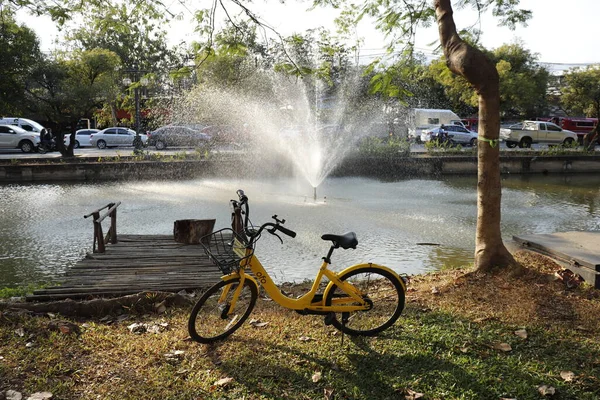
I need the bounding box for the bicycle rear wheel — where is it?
[325,267,405,336]
[188,278,258,343]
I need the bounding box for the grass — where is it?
[1,251,599,399]
[0,284,46,299]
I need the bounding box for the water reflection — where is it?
[1,175,599,288]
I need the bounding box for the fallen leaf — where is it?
[492,342,512,352]
[164,350,185,359]
[312,371,322,383]
[27,392,53,400]
[514,329,528,339]
[127,323,147,334]
[431,286,440,294]
[538,385,556,396]
[459,347,469,353]
[405,388,424,399]
[215,377,234,386]
[15,327,25,337]
[560,370,575,382]
[298,336,313,342]
[248,319,269,328]
[324,387,334,400]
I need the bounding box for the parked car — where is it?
[421,125,478,146]
[0,124,41,153]
[90,127,148,149]
[200,125,240,145]
[64,129,100,148]
[500,121,578,148]
[148,126,211,150]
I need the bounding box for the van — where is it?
[0,117,45,134]
[408,109,462,142]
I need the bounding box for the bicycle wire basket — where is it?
[200,228,253,274]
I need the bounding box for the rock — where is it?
[5,390,22,400]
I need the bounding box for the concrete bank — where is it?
[333,153,600,178]
[1,153,600,183]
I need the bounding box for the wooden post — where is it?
[173,219,216,244]
[110,203,117,244]
[94,211,105,253]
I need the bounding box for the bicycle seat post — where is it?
[323,245,337,264]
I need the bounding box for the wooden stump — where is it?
[173,219,216,244]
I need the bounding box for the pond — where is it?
[1,174,599,288]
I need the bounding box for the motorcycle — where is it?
[37,139,58,154]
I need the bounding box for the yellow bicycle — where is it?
[188,190,407,343]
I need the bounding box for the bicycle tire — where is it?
[325,266,405,336]
[188,278,258,343]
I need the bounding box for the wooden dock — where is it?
[27,234,223,302]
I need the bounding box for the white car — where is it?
[64,129,100,148]
[90,127,148,149]
[0,124,40,153]
[421,125,478,146]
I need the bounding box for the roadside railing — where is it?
[84,202,122,253]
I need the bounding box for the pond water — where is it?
[1,175,599,288]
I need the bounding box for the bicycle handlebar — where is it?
[275,224,296,238]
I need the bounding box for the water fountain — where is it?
[169,69,382,200]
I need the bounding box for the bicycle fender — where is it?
[322,263,406,300]
[221,273,259,289]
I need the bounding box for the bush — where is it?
[358,136,411,157]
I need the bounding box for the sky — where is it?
[18,0,600,72]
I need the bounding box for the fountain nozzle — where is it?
[313,186,317,201]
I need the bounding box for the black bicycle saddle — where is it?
[321,232,358,249]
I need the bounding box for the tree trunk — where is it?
[435,0,517,273]
[173,219,216,244]
[583,124,599,151]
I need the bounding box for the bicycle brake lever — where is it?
[267,227,283,244]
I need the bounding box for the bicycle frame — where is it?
[221,245,403,313]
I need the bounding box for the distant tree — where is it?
[26,49,121,156]
[0,9,42,115]
[491,42,549,118]
[561,66,600,118]
[561,66,600,148]
[428,41,549,119]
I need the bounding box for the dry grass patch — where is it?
[408,251,600,333]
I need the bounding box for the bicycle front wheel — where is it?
[325,267,405,336]
[188,278,258,343]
